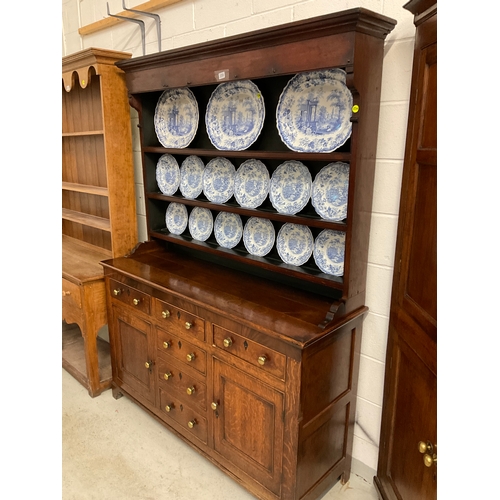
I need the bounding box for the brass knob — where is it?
[162,310,171,318]
[186,353,196,362]
[145,361,151,369]
[258,355,267,366]
[162,341,171,349]
[185,322,192,330]
[163,372,172,380]
[418,441,429,454]
[113,289,121,296]
[223,338,232,348]
[165,404,174,412]
[133,298,140,306]
[423,454,436,467]
[187,420,196,429]
[62,290,71,296]
[186,386,196,395]
[211,402,218,411]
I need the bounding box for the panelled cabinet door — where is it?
[110,306,156,404]
[212,358,284,496]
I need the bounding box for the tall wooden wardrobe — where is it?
[374,1,437,499]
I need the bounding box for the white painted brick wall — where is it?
[62,0,416,479]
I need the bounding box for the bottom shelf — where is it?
[62,322,112,396]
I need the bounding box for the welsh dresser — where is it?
[102,9,396,499]
[62,48,138,397]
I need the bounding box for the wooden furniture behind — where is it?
[102,9,396,499]
[374,1,437,499]
[62,48,138,397]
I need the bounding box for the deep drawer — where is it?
[153,298,205,342]
[109,278,151,315]
[213,325,286,380]
[159,388,208,444]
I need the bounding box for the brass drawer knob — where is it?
[144,361,153,369]
[133,298,140,306]
[186,353,196,362]
[113,289,121,296]
[162,310,171,318]
[163,341,171,349]
[211,402,218,411]
[165,404,174,412]
[258,355,267,366]
[186,386,196,396]
[223,338,232,348]
[62,290,71,297]
[423,454,437,467]
[163,372,173,380]
[187,420,196,429]
[185,321,193,330]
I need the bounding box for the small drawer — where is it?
[157,327,207,376]
[109,279,151,314]
[157,356,207,411]
[159,388,208,444]
[153,298,205,342]
[213,325,286,380]
[62,278,82,309]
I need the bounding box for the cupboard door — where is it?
[110,305,156,404]
[212,358,284,496]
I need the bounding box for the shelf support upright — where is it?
[122,0,162,52]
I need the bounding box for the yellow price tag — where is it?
[352,104,359,113]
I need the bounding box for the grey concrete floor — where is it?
[62,369,380,500]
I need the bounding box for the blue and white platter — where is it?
[269,160,312,215]
[154,87,199,148]
[311,162,350,221]
[214,212,243,249]
[276,223,314,266]
[234,159,270,209]
[243,217,275,257]
[203,157,236,204]
[180,155,204,199]
[188,207,213,242]
[276,68,353,153]
[313,229,346,276]
[156,154,180,195]
[206,80,265,151]
[165,202,188,235]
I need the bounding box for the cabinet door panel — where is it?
[213,357,284,496]
[111,305,155,404]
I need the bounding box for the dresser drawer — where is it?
[157,355,207,411]
[62,278,82,309]
[157,327,207,376]
[153,298,205,342]
[109,279,151,314]
[213,325,286,380]
[159,388,208,444]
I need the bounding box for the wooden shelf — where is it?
[62,208,111,232]
[62,130,104,137]
[63,182,108,197]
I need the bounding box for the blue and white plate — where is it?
[311,162,350,221]
[276,68,353,153]
[154,87,199,148]
[243,217,275,257]
[234,159,270,209]
[156,154,180,195]
[214,212,243,249]
[269,160,312,215]
[180,155,204,199]
[276,223,314,266]
[313,229,346,276]
[206,80,265,151]
[165,202,188,235]
[203,157,236,203]
[188,207,213,242]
